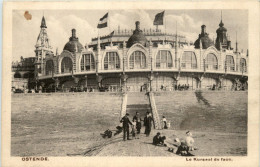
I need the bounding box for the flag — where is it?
[97,13,108,29]
[109,31,114,37]
[153,11,165,25]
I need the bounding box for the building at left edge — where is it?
[12,15,248,93]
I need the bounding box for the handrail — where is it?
[148,92,161,129]
[120,93,128,120]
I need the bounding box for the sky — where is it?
[12,9,248,61]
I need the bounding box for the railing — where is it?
[148,92,161,129]
[181,63,197,69]
[91,29,186,41]
[120,93,128,120]
[205,64,218,70]
[12,66,34,72]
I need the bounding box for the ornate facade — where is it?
[33,16,248,92]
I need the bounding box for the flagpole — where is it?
[108,11,112,46]
[164,11,166,34]
[164,11,166,42]
[97,28,100,74]
[108,11,111,33]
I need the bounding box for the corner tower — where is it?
[34,16,53,77]
[215,13,229,50]
[194,25,214,49]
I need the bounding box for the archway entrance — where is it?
[61,57,73,74]
[126,76,149,92]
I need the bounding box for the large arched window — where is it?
[61,57,73,74]
[205,53,218,70]
[24,72,34,78]
[81,54,95,71]
[104,52,120,70]
[156,50,173,68]
[181,51,197,69]
[240,58,247,73]
[129,51,146,69]
[14,72,21,78]
[46,60,54,75]
[225,55,235,71]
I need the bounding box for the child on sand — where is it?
[185,131,197,151]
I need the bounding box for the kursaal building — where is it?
[32,13,248,92]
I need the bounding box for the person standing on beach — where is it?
[162,116,168,129]
[144,112,153,137]
[120,113,132,141]
[133,112,142,137]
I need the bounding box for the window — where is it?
[104,52,120,70]
[156,50,173,69]
[181,52,197,69]
[129,51,146,69]
[46,60,54,75]
[205,53,218,70]
[225,55,235,71]
[240,58,247,73]
[81,54,95,71]
[61,57,73,73]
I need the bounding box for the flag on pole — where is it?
[153,11,165,25]
[97,13,109,28]
[109,31,114,37]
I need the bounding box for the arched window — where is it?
[205,53,218,70]
[46,60,54,75]
[156,50,173,68]
[240,58,247,72]
[24,72,34,78]
[14,72,21,78]
[61,57,73,74]
[129,51,146,69]
[104,52,120,70]
[225,55,235,71]
[181,51,197,69]
[81,54,95,71]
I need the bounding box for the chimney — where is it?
[135,21,140,31]
[72,29,76,38]
[201,25,206,35]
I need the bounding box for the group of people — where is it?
[120,111,153,141]
[119,112,197,156]
[175,84,190,91]
[153,131,197,156]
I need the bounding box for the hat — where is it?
[186,131,190,134]
[174,138,180,143]
[126,113,129,116]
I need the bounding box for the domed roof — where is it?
[194,25,214,49]
[216,20,227,33]
[64,29,83,53]
[194,36,214,49]
[127,21,148,48]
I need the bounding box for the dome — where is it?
[216,20,227,33]
[127,21,148,48]
[194,25,214,49]
[64,29,83,53]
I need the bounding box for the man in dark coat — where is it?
[144,112,153,137]
[120,113,132,141]
[133,112,142,135]
[153,132,162,145]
